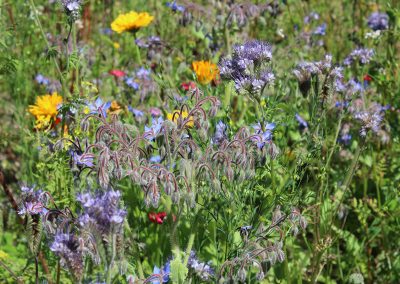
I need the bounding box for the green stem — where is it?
[28,0,66,95]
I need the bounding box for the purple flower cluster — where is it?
[77,190,126,236]
[50,233,85,281]
[187,251,214,281]
[219,40,274,95]
[344,48,374,66]
[212,120,227,146]
[35,73,61,93]
[353,103,386,137]
[125,67,157,101]
[18,185,49,216]
[367,12,389,31]
[60,0,82,22]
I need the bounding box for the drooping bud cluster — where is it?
[220,206,307,282]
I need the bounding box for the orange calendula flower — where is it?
[192,60,219,85]
[28,92,63,129]
[111,11,154,33]
[108,100,123,115]
[167,110,194,127]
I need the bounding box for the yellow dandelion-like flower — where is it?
[192,60,219,85]
[28,92,63,129]
[167,110,194,127]
[113,42,121,49]
[108,100,123,115]
[111,11,154,34]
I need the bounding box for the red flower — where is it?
[109,69,126,78]
[363,74,372,82]
[148,212,167,224]
[181,81,197,91]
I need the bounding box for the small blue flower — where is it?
[166,1,185,13]
[35,74,50,85]
[252,122,276,149]
[87,98,111,118]
[313,23,327,36]
[73,152,94,167]
[295,114,308,130]
[125,77,139,90]
[145,117,164,141]
[128,106,144,118]
[149,155,162,163]
[152,261,170,284]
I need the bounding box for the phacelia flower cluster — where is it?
[367,12,389,31]
[219,40,274,96]
[344,48,374,66]
[77,189,126,236]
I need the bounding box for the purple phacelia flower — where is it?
[233,40,272,64]
[212,120,227,145]
[50,233,84,281]
[367,12,389,31]
[77,190,126,235]
[344,48,374,66]
[18,185,49,216]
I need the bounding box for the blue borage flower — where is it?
[72,152,95,167]
[295,114,308,131]
[187,251,215,281]
[86,97,111,118]
[251,122,276,149]
[128,106,144,118]
[166,1,185,13]
[144,117,164,141]
[151,261,170,284]
[367,12,389,31]
[313,23,327,36]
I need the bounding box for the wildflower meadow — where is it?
[1,0,400,283]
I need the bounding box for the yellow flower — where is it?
[113,42,120,49]
[0,250,9,260]
[192,60,219,85]
[28,92,63,129]
[111,11,154,33]
[167,110,194,127]
[108,100,123,115]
